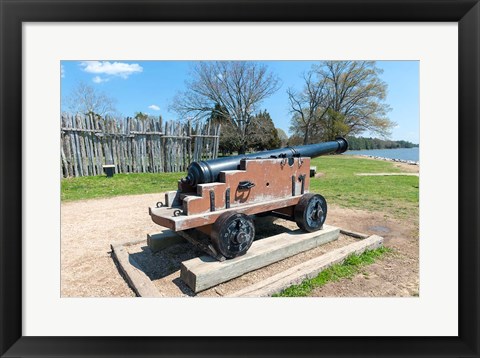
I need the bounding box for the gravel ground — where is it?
[61,193,164,297]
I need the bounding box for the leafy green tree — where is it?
[134,112,148,122]
[287,134,304,146]
[246,110,281,151]
[209,106,281,153]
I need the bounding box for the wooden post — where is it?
[187,119,192,167]
[94,116,104,175]
[64,115,73,177]
[75,115,83,176]
[60,135,69,177]
[158,116,163,172]
[78,115,88,176]
[163,121,169,172]
[132,118,137,172]
[60,115,69,177]
[126,117,131,173]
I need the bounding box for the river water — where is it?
[345,147,419,162]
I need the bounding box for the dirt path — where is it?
[61,193,164,297]
[61,193,418,297]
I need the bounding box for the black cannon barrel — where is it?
[182,137,348,187]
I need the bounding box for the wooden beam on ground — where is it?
[180,225,340,293]
[340,228,369,239]
[111,243,162,297]
[147,230,185,252]
[229,234,384,297]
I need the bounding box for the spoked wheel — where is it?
[294,193,328,232]
[211,212,255,259]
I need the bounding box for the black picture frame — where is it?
[1,0,479,357]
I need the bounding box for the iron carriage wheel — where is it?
[211,212,255,259]
[294,193,328,232]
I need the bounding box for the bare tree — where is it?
[289,61,394,143]
[64,82,117,118]
[287,71,330,144]
[171,61,281,153]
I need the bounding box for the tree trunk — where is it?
[238,144,247,154]
[238,123,248,154]
[303,126,310,145]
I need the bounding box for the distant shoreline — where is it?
[346,154,419,166]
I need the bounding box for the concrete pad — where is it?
[180,225,340,293]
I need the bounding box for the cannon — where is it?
[149,137,348,261]
[182,138,348,187]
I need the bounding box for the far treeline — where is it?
[345,136,418,151]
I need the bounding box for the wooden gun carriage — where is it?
[149,138,348,261]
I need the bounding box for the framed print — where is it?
[1,0,479,357]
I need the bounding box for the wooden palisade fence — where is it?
[60,114,220,178]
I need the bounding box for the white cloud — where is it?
[61,65,65,78]
[92,76,109,84]
[80,61,143,80]
[148,104,160,111]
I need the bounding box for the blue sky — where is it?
[61,60,419,143]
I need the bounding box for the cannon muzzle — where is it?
[182,137,348,187]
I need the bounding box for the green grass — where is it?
[273,247,392,297]
[310,156,419,219]
[61,172,184,201]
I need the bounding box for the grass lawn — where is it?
[61,172,184,201]
[310,155,419,220]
